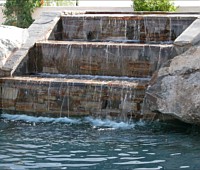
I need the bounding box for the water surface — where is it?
[1,113,200,170]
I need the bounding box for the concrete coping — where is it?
[1,76,149,89]
[1,12,61,76]
[62,11,200,15]
[62,11,200,18]
[174,17,200,46]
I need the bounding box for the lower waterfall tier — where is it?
[0,75,149,119]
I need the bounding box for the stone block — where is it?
[2,99,16,109]
[174,18,200,46]
[34,103,47,112]
[2,87,18,100]
[15,102,34,112]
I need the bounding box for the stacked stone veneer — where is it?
[0,76,148,117]
[28,41,175,78]
[50,14,196,43]
[0,12,198,118]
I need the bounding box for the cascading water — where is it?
[1,13,196,119]
[0,12,199,170]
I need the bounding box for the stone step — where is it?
[49,14,196,43]
[28,40,176,78]
[0,75,150,118]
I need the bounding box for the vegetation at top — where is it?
[3,0,76,28]
[3,0,177,28]
[133,0,177,12]
[3,0,43,28]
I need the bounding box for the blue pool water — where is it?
[1,113,200,170]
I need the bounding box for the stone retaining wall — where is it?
[1,12,200,120]
[59,15,195,43]
[28,41,175,78]
[0,76,148,118]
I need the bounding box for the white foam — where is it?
[84,117,135,129]
[1,113,80,124]
[1,114,136,129]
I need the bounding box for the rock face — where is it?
[0,25,28,68]
[143,43,200,124]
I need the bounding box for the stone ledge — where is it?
[174,17,200,46]
[0,76,149,88]
[1,12,61,76]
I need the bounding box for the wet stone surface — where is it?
[56,15,196,43]
[0,12,199,120]
[0,76,149,118]
[31,41,176,78]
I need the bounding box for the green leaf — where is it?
[133,0,176,12]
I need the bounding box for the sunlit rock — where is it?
[143,43,200,124]
[0,25,28,68]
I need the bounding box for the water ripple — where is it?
[120,157,145,160]
[134,166,163,170]
[1,113,200,170]
[46,157,107,162]
[114,160,166,165]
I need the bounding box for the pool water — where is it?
[1,113,200,170]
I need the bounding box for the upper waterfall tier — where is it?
[49,14,196,44]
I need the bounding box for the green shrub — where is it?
[42,0,76,6]
[3,0,42,28]
[133,0,176,12]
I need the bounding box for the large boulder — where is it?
[143,43,200,124]
[0,25,28,68]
